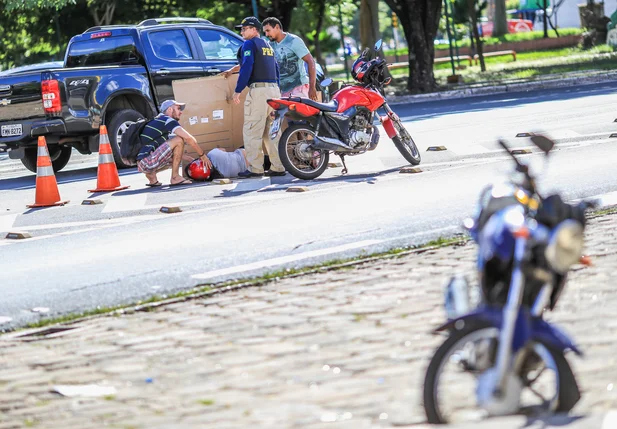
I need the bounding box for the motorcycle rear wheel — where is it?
[423,320,580,424]
[392,120,421,165]
[278,124,329,180]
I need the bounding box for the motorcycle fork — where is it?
[494,237,527,396]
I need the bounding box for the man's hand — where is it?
[200,154,213,169]
[309,86,318,101]
[233,92,241,104]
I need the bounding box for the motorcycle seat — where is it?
[287,97,338,112]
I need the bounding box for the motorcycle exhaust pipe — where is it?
[312,135,354,152]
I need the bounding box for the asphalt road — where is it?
[2,81,617,328]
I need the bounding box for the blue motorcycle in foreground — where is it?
[423,135,596,424]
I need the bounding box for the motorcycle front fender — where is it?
[380,115,398,138]
[434,306,582,356]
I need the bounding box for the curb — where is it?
[387,70,617,106]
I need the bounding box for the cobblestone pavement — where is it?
[2,213,617,429]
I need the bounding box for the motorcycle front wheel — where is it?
[423,320,580,424]
[278,124,329,180]
[392,120,421,165]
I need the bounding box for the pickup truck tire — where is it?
[106,109,145,169]
[21,145,72,173]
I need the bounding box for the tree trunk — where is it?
[360,0,380,50]
[263,0,297,31]
[386,0,441,93]
[313,0,328,73]
[492,0,509,36]
[467,0,485,71]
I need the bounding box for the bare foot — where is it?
[145,172,158,185]
[170,176,192,185]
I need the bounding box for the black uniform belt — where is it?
[250,82,277,88]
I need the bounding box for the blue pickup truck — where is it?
[0,17,248,172]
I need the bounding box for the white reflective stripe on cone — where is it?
[38,147,49,157]
[100,135,111,145]
[98,153,115,164]
[36,166,54,177]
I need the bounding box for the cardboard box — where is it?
[172,74,248,163]
[172,75,323,173]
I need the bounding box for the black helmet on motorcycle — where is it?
[351,57,385,84]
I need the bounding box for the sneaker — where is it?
[238,170,264,178]
[264,170,286,177]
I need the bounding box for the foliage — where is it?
[434,28,583,49]
[4,0,75,10]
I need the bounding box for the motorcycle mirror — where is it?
[320,78,333,87]
[530,135,555,154]
[374,39,383,51]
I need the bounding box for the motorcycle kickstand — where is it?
[339,154,348,175]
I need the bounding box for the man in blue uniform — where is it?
[230,16,286,178]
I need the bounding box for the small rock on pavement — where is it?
[400,167,422,174]
[213,179,232,185]
[31,307,50,314]
[286,186,310,193]
[160,206,182,214]
[426,146,447,151]
[5,231,32,239]
[328,162,343,168]
[82,199,103,205]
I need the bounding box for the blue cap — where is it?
[160,99,186,113]
[235,17,262,30]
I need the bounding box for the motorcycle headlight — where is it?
[544,219,584,274]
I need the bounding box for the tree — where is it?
[451,0,487,71]
[360,0,380,50]
[491,0,508,36]
[383,0,442,93]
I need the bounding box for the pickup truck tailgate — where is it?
[0,74,44,123]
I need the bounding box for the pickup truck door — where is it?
[192,29,243,78]
[144,28,208,104]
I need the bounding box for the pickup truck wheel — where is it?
[106,109,144,169]
[21,145,72,173]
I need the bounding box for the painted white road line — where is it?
[602,410,617,429]
[102,194,148,213]
[448,144,492,156]
[231,177,271,193]
[0,214,18,233]
[191,239,383,280]
[585,191,617,207]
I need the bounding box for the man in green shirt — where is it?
[262,17,318,101]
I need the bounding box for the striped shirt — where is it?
[136,114,181,161]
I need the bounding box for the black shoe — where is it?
[238,170,264,178]
[265,170,286,177]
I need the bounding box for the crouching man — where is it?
[137,99,212,187]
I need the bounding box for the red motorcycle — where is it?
[267,40,420,180]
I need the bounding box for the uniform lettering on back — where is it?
[261,47,274,56]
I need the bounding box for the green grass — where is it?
[8,206,615,332]
[4,235,468,333]
[198,399,215,406]
[380,45,617,91]
[380,29,585,58]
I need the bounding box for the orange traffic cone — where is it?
[27,136,69,208]
[88,125,129,193]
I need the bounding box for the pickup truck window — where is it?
[66,36,139,68]
[148,30,194,60]
[196,30,243,60]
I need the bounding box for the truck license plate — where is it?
[1,124,22,137]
